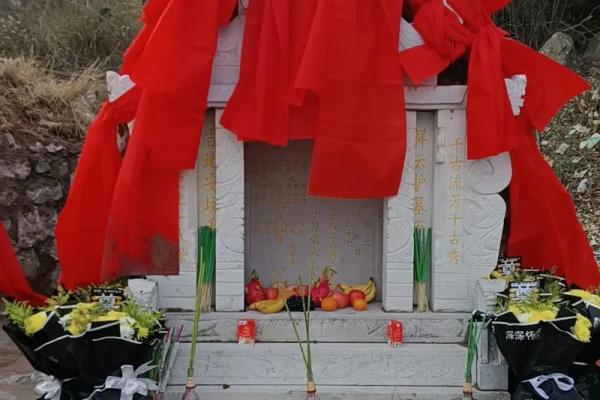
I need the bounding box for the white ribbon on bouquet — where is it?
[33,373,64,400]
[84,362,159,400]
[524,373,575,400]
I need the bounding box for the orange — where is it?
[352,298,368,311]
[320,296,338,312]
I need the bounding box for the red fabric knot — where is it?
[402,0,515,159]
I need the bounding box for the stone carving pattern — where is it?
[171,314,468,343]
[208,14,244,103]
[463,153,511,268]
[215,110,245,311]
[171,344,465,386]
[383,111,416,311]
[505,75,527,116]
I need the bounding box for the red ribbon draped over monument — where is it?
[0,225,46,305]
[51,0,599,290]
[400,0,599,288]
[55,0,237,288]
[222,0,407,198]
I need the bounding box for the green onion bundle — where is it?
[463,315,483,399]
[284,271,317,399]
[199,226,216,312]
[182,226,216,400]
[413,227,432,312]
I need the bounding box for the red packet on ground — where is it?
[237,319,256,345]
[388,320,403,348]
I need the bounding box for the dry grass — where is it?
[0,0,141,74]
[541,62,600,252]
[0,58,104,140]
[494,0,600,50]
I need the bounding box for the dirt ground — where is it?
[0,327,35,400]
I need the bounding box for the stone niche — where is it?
[244,140,383,294]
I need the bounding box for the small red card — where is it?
[387,320,403,347]
[237,319,256,345]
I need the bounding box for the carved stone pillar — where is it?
[215,109,245,311]
[382,111,416,311]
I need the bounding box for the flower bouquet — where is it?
[491,278,590,381]
[563,288,600,365]
[2,285,166,400]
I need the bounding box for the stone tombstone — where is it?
[244,141,383,291]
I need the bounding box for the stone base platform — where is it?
[164,385,509,400]
[165,307,509,397]
[167,304,470,343]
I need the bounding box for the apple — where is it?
[331,290,350,308]
[348,289,365,303]
[266,287,279,300]
[294,285,310,297]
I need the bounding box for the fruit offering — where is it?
[320,297,338,312]
[286,295,316,312]
[245,270,266,305]
[311,266,337,307]
[248,297,286,314]
[352,298,368,311]
[339,277,376,303]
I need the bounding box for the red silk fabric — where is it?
[400,0,599,288]
[222,0,406,198]
[56,88,141,289]
[0,225,46,305]
[56,0,236,288]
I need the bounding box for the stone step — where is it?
[167,306,469,343]
[168,343,467,387]
[163,385,509,400]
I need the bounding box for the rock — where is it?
[45,144,65,154]
[585,36,600,60]
[26,183,62,204]
[40,240,58,261]
[35,159,51,174]
[17,249,39,279]
[0,133,18,151]
[2,220,11,231]
[52,159,70,178]
[0,188,18,206]
[17,207,56,248]
[0,158,31,179]
[28,142,44,153]
[540,32,574,65]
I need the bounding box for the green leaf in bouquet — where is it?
[2,299,33,331]
[122,300,163,339]
[43,286,71,311]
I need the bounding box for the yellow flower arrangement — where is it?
[565,289,600,307]
[572,313,592,342]
[24,311,48,336]
[507,303,558,324]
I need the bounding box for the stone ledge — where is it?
[164,385,509,400]
[169,343,467,387]
[167,307,469,343]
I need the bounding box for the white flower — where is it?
[119,316,136,340]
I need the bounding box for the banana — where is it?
[248,297,286,314]
[339,278,377,303]
[364,279,376,303]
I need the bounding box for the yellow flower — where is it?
[572,314,592,342]
[24,311,48,336]
[92,311,126,322]
[136,326,149,340]
[565,289,600,307]
[527,309,558,323]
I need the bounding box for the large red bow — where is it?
[401,0,598,288]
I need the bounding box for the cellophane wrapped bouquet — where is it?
[2,283,166,400]
[488,269,600,399]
